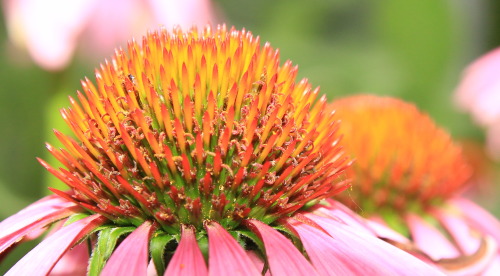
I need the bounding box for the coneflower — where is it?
[332,94,500,275]
[0,27,442,275]
[454,47,500,159]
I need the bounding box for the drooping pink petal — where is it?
[315,199,374,235]
[434,208,498,275]
[23,224,50,241]
[246,219,319,276]
[366,216,411,244]
[246,251,271,276]
[0,195,78,254]
[5,214,105,276]
[305,213,445,276]
[406,213,460,260]
[164,225,207,276]
[101,221,154,276]
[434,209,482,255]
[205,221,260,276]
[288,218,381,275]
[50,241,89,276]
[0,195,73,233]
[451,198,500,244]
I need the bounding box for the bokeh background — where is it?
[1,0,500,272]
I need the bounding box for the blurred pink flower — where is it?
[455,47,500,158]
[332,95,500,275]
[3,0,216,70]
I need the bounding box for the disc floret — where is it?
[42,25,350,234]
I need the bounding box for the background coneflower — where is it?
[3,0,216,70]
[332,94,500,275]
[454,47,500,160]
[0,27,443,275]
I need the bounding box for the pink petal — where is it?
[80,0,152,57]
[81,0,216,63]
[366,216,411,244]
[0,195,78,254]
[434,208,499,275]
[246,251,271,276]
[305,213,445,275]
[288,218,380,275]
[5,0,99,70]
[0,195,73,233]
[50,241,89,276]
[164,225,207,276]
[472,80,500,126]
[485,123,500,159]
[406,213,460,260]
[434,209,482,255]
[147,259,158,276]
[147,0,215,29]
[246,219,319,276]
[451,198,500,244]
[5,214,105,276]
[101,221,154,276]
[455,47,500,125]
[205,221,260,276]
[484,256,500,276]
[316,199,374,235]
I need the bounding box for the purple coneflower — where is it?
[331,94,500,275]
[0,26,442,275]
[3,0,216,70]
[454,47,500,159]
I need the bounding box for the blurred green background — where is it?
[1,0,500,272]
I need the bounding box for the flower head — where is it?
[332,94,500,275]
[0,27,443,275]
[332,94,471,214]
[44,25,349,231]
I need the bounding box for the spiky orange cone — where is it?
[0,27,442,275]
[331,94,500,275]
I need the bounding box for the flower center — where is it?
[42,26,350,233]
[331,95,471,217]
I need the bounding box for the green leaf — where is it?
[237,229,264,254]
[196,234,209,263]
[150,232,176,276]
[63,213,89,226]
[87,227,135,276]
[273,225,304,252]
